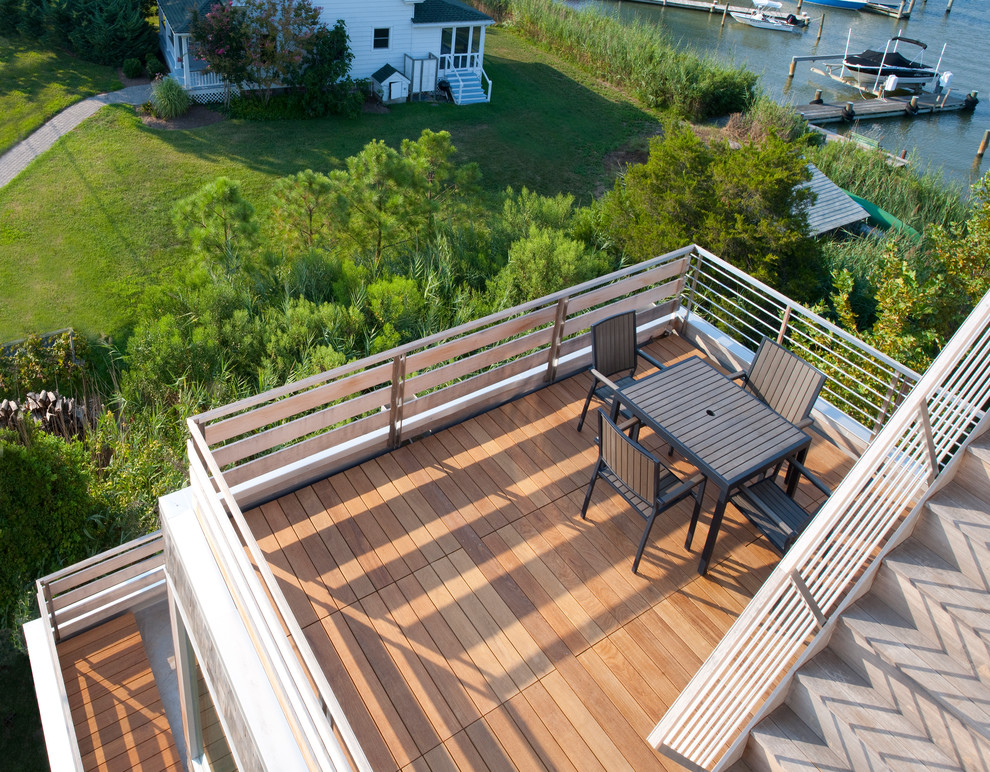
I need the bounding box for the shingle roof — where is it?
[801,164,869,236]
[159,0,214,34]
[372,64,405,83]
[412,0,493,25]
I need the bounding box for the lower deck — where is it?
[244,334,853,771]
[57,611,182,772]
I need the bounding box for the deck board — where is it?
[248,336,855,770]
[58,612,182,772]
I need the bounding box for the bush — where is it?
[59,0,158,65]
[122,56,144,78]
[0,0,21,34]
[0,424,106,640]
[151,76,191,119]
[146,52,167,79]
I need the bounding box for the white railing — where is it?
[187,441,371,772]
[439,52,482,71]
[649,279,990,770]
[30,532,168,772]
[481,68,493,101]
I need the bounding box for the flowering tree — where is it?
[242,0,321,104]
[191,1,250,107]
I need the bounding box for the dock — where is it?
[796,92,976,124]
[619,0,811,25]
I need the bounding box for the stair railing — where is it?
[649,287,990,771]
[480,68,493,102]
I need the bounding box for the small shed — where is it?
[372,65,410,104]
[801,163,869,236]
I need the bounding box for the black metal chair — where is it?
[730,459,831,554]
[581,411,707,573]
[576,310,663,432]
[729,338,826,431]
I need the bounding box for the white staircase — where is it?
[740,433,990,771]
[446,73,488,105]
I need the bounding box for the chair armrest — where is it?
[728,369,748,382]
[660,473,706,503]
[590,368,621,394]
[636,350,665,371]
[788,459,832,497]
[794,416,815,430]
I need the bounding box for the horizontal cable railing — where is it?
[685,247,920,436]
[649,284,990,770]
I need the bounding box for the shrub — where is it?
[151,76,191,119]
[0,424,106,641]
[60,0,158,65]
[146,52,167,79]
[16,0,46,39]
[0,0,21,34]
[122,56,144,78]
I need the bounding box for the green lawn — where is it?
[0,29,654,342]
[0,35,121,155]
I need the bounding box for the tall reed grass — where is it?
[502,0,756,121]
[807,140,970,234]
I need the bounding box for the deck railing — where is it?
[184,243,927,770]
[30,532,167,772]
[648,277,990,770]
[36,531,165,643]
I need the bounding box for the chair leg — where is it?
[633,511,659,574]
[684,480,706,551]
[576,379,597,432]
[580,463,601,519]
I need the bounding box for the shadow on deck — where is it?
[242,334,854,771]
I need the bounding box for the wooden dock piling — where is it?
[978,130,990,159]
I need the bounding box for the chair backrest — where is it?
[591,311,638,379]
[599,411,656,503]
[747,338,826,427]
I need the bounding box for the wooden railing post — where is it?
[545,297,569,383]
[388,354,406,449]
[919,401,941,482]
[874,371,905,437]
[776,305,793,345]
[40,580,60,643]
[790,570,826,628]
[682,250,703,326]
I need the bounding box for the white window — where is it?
[373,28,390,49]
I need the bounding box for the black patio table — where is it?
[614,355,811,574]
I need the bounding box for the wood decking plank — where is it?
[316,611,418,768]
[520,681,607,772]
[259,499,338,620]
[502,690,578,772]
[294,483,374,601]
[358,591,463,742]
[309,477,393,592]
[441,728,491,772]
[300,618,398,771]
[412,564,519,704]
[394,573,502,716]
[462,718,519,772]
[480,704,549,771]
[277,490,354,611]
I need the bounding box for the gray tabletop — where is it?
[618,356,811,573]
[620,356,810,487]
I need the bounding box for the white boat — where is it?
[842,35,947,93]
[730,0,805,32]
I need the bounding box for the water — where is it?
[569,0,990,191]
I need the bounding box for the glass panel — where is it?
[471,27,481,53]
[373,28,389,49]
[441,28,452,55]
[455,27,469,54]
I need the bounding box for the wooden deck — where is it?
[57,612,182,772]
[244,335,853,771]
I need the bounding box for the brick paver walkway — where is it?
[0,84,152,189]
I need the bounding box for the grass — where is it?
[0,28,653,341]
[0,35,121,155]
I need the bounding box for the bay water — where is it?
[570,0,989,192]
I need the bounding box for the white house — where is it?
[157,0,494,105]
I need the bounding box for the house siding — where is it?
[321,1,424,80]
